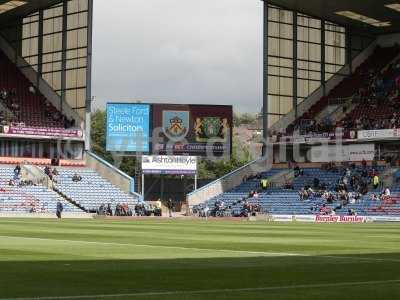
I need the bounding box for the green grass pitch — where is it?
[0,218,399,300]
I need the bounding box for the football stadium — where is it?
[1,0,400,299]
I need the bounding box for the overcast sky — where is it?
[92,0,263,113]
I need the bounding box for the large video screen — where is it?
[106,103,150,152]
[152,104,232,156]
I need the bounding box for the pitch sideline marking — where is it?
[2,235,400,263]
[319,254,400,263]
[0,235,300,257]
[1,279,400,300]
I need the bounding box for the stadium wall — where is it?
[187,156,273,208]
[0,213,92,219]
[85,152,142,200]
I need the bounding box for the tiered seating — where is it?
[202,166,400,216]
[0,166,79,213]
[54,168,140,212]
[0,51,71,129]
[345,104,395,123]
[341,58,400,129]
[288,46,400,133]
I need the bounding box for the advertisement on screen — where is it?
[142,155,197,174]
[152,104,232,156]
[106,103,150,152]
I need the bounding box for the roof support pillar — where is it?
[293,11,298,118]
[321,19,326,97]
[346,26,352,75]
[60,0,68,115]
[263,0,269,142]
[85,0,94,151]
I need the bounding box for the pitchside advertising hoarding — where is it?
[142,155,197,174]
[358,129,400,140]
[310,144,375,163]
[269,215,371,223]
[106,103,150,152]
[152,104,233,156]
[268,215,400,223]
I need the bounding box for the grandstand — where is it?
[187,1,400,222]
[0,0,141,217]
[195,165,400,218]
[0,0,399,222]
[0,166,80,214]
[1,1,400,300]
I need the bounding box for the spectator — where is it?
[44,166,54,181]
[299,188,309,201]
[260,179,269,190]
[44,166,51,176]
[56,201,63,219]
[294,164,304,177]
[156,198,162,209]
[319,204,329,215]
[284,179,294,190]
[155,199,162,216]
[52,168,59,176]
[167,198,174,218]
[11,101,19,111]
[0,89,8,100]
[348,208,356,216]
[13,171,20,181]
[372,174,380,189]
[371,194,379,201]
[241,200,250,217]
[72,173,82,182]
[14,164,21,176]
[106,203,113,216]
[51,158,60,166]
[28,85,36,94]
[381,187,391,201]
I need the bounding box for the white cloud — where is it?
[92,0,263,113]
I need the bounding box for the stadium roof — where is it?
[267,0,400,34]
[0,0,61,25]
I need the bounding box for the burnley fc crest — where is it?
[162,111,190,142]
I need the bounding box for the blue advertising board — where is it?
[106,103,150,152]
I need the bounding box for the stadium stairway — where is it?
[0,166,80,214]
[52,167,140,212]
[0,161,141,215]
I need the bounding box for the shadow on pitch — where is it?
[1,253,400,299]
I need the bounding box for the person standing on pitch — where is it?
[167,198,173,218]
[56,201,64,219]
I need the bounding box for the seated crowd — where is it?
[97,202,162,217]
[194,157,400,218]
[0,85,75,129]
[297,160,392,216]
[269,57,400,139]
